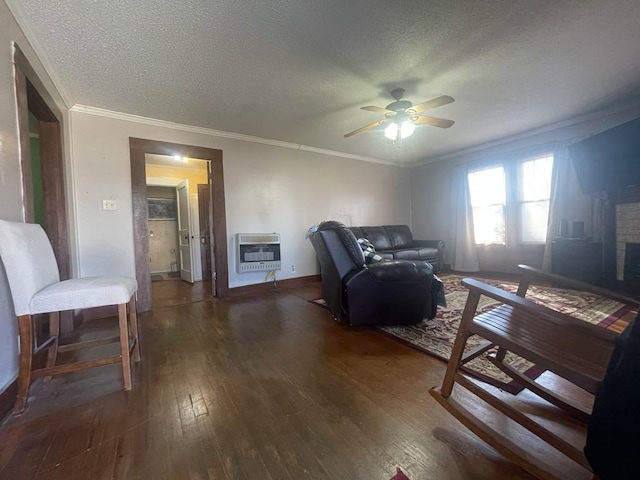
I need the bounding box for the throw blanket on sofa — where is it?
[357,238,383,264]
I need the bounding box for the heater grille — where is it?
[236,233,281,273]
[238,233,280,244]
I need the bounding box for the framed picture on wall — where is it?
[147,198,177,220]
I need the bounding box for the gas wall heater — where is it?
[236,233,281,273]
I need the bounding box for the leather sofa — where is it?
[308,221,438,326]
[348,225,445,272]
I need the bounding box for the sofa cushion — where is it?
[391,247,439,261]
[383,225,413,249]
[360,226,392,251]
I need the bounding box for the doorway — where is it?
[145,156,214,309]
[129,138,228,312]
[14,44,73,333]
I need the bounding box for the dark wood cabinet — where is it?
[552,239,603,284]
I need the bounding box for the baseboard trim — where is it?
[0,378,17,422]
[228,274,321,297]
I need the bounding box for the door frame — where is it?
[14,43,73,333]
[129,138,228,311]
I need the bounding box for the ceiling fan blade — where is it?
[413,116,455,128]
[410,95,455,114]
[360,106,396,114]
[344,119,388,138]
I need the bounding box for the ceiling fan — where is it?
[344,88,455,140]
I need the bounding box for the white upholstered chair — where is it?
[0,219,140,413]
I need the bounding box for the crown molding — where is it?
[6,0,72,108]
[412,99,640,167]
[70,105,401,167]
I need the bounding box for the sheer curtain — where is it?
[452,165,480,272]
[542,144,591,271]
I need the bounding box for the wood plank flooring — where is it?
[151,278,213,309]
[0,283,539,479]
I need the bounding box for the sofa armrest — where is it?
[412,239,445,273]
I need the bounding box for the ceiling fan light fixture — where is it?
[400,120,415,139]
[344,89,454,139]
[384,122,399,140]
[384,120,415,141]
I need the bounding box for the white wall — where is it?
[0,3,69,393]
[411,105,640,267]
[69,110,411,289]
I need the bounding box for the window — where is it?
[467,154,554,246]
[518,155,553,243]
[468,165,506,245]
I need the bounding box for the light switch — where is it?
[102,199,117,211]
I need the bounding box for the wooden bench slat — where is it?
[470,305,614,393]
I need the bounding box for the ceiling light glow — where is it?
[384,123,399,140]
[384,120,415,140]
[400,120,415,138]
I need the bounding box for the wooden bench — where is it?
[430,265,638,480]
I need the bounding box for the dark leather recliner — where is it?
[308,221,437,326]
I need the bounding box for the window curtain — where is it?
[592,191,608,243]
[542,144,591,271]
[452,165,480,272]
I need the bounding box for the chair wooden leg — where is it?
[118,303,132,391]
[15,315,34,414]
[128,296,140,363]
[44,311,60,382]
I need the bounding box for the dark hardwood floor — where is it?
[151,278,213,309]
[0,282,538,479]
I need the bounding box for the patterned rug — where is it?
[312,274,635,393]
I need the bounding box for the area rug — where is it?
[311,274,635,393]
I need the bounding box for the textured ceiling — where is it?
[8,0,640,165]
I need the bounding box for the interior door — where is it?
[176,180,195,283]
[189,193,203,281]
[197,183,212,281]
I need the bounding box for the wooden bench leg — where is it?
[44,311,60,382]
[15,315,34,414]
[441,291,481,397]
[129,296,140,363]
[118,303,132,390]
